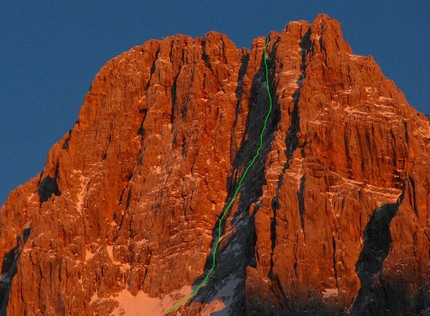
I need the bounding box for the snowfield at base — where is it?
[200,298,226,316]
[109,276,240,315]
[110,285,192,316]
[199,276,241,316]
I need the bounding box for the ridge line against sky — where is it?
[1,1,429,203]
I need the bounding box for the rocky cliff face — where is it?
[1,14,429,315]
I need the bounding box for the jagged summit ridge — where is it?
[0,14,429,315]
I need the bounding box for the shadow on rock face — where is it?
[350,190,426,316]
[37,174,60,203]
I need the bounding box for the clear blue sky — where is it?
[1,1,429,203]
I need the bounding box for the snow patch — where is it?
[106,246,114,262]
[347,53,364,61]
[27,193,35,202]
[70,171,90,215]
[85,250,95,262]
[332,177,402,206]
[281,70,298,76]
[0,273,10,283]
[119,263,131,273]
[224,242,242,257]
[365,86,375,94]
[110,285,193,316]
[309,120,325,125]
[200,276,241,316]
[344,106,368,115]
[322,288,338,299]
[200,299,227,315]
[339,88,352,95]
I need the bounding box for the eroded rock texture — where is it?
[1,14,429,315]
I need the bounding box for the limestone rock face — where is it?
[1,14,429,315]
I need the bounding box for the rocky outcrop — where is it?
[0,14,429,315]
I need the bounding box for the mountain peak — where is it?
[1,15,429,315]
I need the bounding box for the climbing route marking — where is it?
[166,37,273,314]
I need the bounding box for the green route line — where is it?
[166,37,272,315]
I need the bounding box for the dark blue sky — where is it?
[1,1,429,203]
